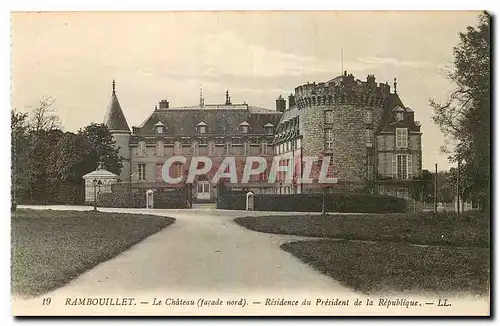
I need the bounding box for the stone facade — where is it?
[274,71,423,198]
[103,72,423,201]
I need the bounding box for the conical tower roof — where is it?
[104,80,130,132]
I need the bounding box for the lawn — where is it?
[234,212,489,247]
[235,211,490,295]
[11,209,175,297]
[281,240,490,296]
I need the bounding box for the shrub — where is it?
[97,192,188,209]
[217,193,407,213]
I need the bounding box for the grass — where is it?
[281,240,490,296]
[11,209,175,297]
[234,211,490,247]
[235,211,490,295]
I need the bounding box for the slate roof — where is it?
[103,81,130,132]
[133,103,282,137]
[377,93,421,133]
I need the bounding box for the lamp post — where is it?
[93,179,102,211]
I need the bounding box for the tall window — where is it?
[325,111,334,124]
[138,164,146,181]
[365,129,373,147]
[174,141,181,155]
[392,154,413,179]
[173,164,183,178]
[367,154,374,180]
[325,129,334,150]
[156,164,163,182]
[156,140,164,156]
[137,141,146,156]
[262,140,268,155]
[396,128,408,149]
[365,110,373,124]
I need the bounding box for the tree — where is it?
[430,12,490,212]
[11,111,29,210]
[78,123,122,176]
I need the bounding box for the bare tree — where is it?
[30,96,61,132]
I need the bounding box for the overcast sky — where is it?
[11,11,482,171]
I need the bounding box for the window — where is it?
[240,121,250,134]
[226,140,231,154]
[265,124,274,134]
[396,112,404,122]
[325,129,334,150]
[173,164,184,178]
[198,138,207,146]
[365,110,373,123]
[325,111,334,124]
[197,121,207,134]
[262,140,268,155]
[138,164,146,181]
[365,129,373,147]
[137,141,146,156]
[156,140,164,156]
[367,155,374,180]
[392,154,413,180]
[156,126,164,134]
[209,142,215,156]
[296,138,301,149]
[396,128,408,149]
[174,141,181,155]
[156,164,163,182]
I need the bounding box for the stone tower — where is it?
[103,80,131,183]
[292,72,390,189]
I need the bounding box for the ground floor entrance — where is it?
[195,181,211,201]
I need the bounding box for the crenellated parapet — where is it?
[293,72,392,109]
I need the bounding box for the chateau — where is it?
[104,71,422,201]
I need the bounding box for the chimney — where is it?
[159,99,169,109]
[288,94,296,109]
[275,95,286,112]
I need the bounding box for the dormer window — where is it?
[240,121,250,134]
[197,121,207,134]
[264,123,274,134]
[393,106,405,122]
[154,121,166,134]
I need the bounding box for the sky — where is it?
[11,11,482,171]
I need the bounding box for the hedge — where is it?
[96,192,189,209]
[217,193,407,213]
